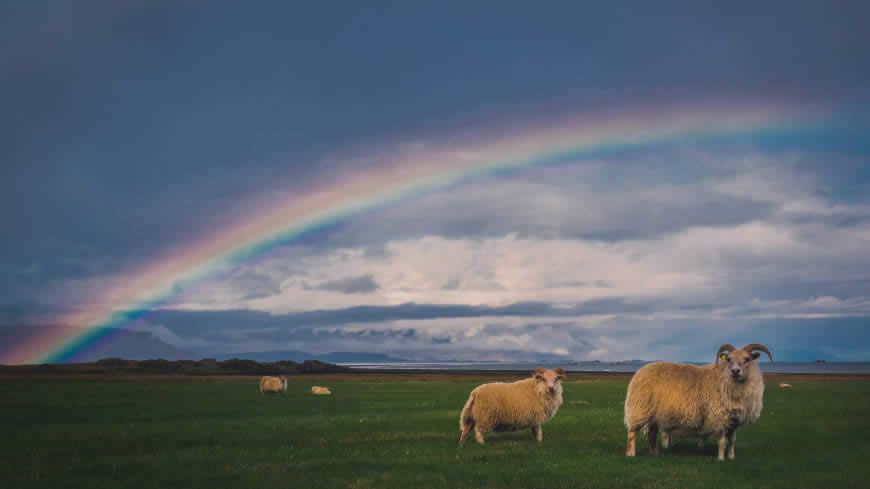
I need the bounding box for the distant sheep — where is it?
[259,376,287,394]
[778,383,793,389]
[624,343,772,461]
[459,367,566,445]
[311,386,331,395]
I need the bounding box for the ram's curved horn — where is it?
[743,343,773,362]
[716,344,736,363]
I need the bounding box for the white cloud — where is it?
[173,234,712,313]
[161,148,870,328]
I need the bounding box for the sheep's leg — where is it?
[531,425,542,442]
[661,431,671,450]
[474,427,485,445]
[716,433,727,461]
[647,422,660,455]
[626,430,637,457]
[459,423,473,446]
[727,429,737,460]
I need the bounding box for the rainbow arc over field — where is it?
[4,104,828,365]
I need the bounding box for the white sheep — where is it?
[259,376,287,394]
[311,386,331,395]
[459,367,566,446]
[624,343,772,461]
[778,383,792,389]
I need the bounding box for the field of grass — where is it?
[1,374,869,488]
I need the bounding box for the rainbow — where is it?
[4,103,832,364]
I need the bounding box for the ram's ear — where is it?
[751,352,761,361]
[534,367,546,379]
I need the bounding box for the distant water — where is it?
[340,361,870,374]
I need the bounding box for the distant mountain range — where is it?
[213,350,409,363]
[82,331,193,361]
[0,327,193,363]
[0,357,351,375]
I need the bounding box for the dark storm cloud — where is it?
[304,274,380,294]
[3,0,869,281]
[224,325,442,346]
[547,280,614,289]
[750,278,870,303]
[134,298,656,339]
[361,245,393,260]
[477,322,577,337]
[0,301,80,327]
[148,313,870,362]
[299,162,781,248]
[441,277,462,291]
[747,317,870,361]
[334,328,418,340]
[223,271,282,300]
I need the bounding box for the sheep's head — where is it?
[716,344,773,382]
[534,367,566,394]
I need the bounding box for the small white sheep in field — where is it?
[459,367,566,446]
[259,376,287,394]
[311,386,331,395]
[778,383,792,389]
[624,343,772,461]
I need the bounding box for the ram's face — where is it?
[720,350,760,382]
[534,368,566,394]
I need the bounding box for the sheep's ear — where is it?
[751,352,761,360]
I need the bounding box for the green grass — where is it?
[1,376,868,488]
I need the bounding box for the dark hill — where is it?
[0,357,351,375]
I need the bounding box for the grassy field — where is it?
[1,374,868,489]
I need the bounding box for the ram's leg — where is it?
[626,429,637,456]
[459,423,472,446]
[717,433,727,461]
[661,431,671,450]
[531,425,543,442]
[648,422,660,455]
[474,427,485,445]
[727,429,737,460]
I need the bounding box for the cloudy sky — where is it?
[2,1,869,364]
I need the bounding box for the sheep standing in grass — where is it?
[259,376,287,394]
[624,343,772,461]
[459,368,566,446]
[311,386,331,395]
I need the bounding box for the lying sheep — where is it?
[778,383,793,389]
[624,343,772,461]
[259,376,287,394]
[311,386,331,395]
[459,367,566,446]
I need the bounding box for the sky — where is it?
[2,1,869,364]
